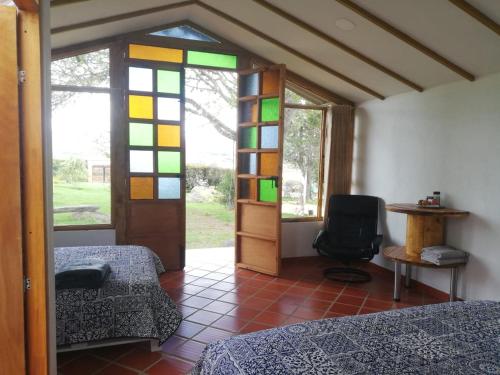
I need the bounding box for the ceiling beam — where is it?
[14,0,38,12]
[51,0,195,34]
[448,0,500,36]
[335,0,475,81]
[51,0,88,6]
[253,0,423,92]
[197,1,385,100]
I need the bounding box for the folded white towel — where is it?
[420,256,468,266]
[421,246,468,260]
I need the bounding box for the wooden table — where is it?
[385,203,469,256]
[383,246,466,302]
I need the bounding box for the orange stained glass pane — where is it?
[158,124,181,147]
[129,95,153,119]
[129,44,183,63]
[130,177,154,200]
[260,153,278,176]
[262,70,280,95]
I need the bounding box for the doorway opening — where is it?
[184,68,237,264]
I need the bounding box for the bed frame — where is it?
[57,338,161,353]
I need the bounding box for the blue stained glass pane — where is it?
[261,126,279,149]
[239,153,257,174]
[158,177,181,199]
[240,73,259,97]
[150,25,219,43]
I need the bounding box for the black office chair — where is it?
[313,195,383,283]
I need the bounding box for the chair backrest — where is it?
[326,195,379,249]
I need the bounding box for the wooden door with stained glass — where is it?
[236,65,286,276]
[124,44,185,270]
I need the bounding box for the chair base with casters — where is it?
[313,194,383,284]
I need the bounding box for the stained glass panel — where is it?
[260,153,278,176]
[129,44,183,63]
[239,127,257,149]
[158,151,181,173]
[239,179,257,200]
[129,122,153,146]
[239,73,259,97]
[187,50,237,69]
[129,67,153,92]
[129,150,153,173]
[261,97,280,122]
[158,177,181,199]
[130,177,154,200]
[260,126,279,149]
[129,95,153,119]
[259,179,278,203]
[158,124,181,147]
[239,153,257,175]
[157,97,181,121]
[239,101,258,123]
[157,70,181,94]
[150,25,219,43]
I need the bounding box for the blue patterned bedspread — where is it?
[55,245,182,346]
[192,300,500,374]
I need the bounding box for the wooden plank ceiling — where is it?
[50,0,500,103]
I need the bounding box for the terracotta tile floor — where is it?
[57,247,447,374]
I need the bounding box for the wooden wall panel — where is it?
[18,10,49,375]
[0,6,26,375]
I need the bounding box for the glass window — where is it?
[51,49,109,87]
[51,48,111,227]
[150,25,220,43]
[282,107,323,219]
[51,92,111,226]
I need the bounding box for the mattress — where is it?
[192,300,500,374]
[55,245,182,346]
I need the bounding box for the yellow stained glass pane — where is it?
[129,95,153,119]
[130,177,154,200]
[158,124,181,147]
[129,44,183,63]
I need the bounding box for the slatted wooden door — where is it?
[236,65,286,276]
[124,44,186,270]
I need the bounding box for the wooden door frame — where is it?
[0,6,26,374]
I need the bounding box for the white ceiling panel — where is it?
[50,0,500,103]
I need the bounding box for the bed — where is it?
[55,245,182,351]
[192,300,500,374]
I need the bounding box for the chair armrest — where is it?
[371,235,383,254]
[313,229,328,249]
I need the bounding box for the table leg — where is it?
[405,264,412,288]
[450,267,458,302]
[394,261,401,301]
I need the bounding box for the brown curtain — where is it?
[324,105,355,210]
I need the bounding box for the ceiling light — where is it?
[335,18,355,31]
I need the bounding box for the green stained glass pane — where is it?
[157,70,181,94]
[259,179,277,203]
[187,50,237,69]
[129,122,153,146]
[261,97,280,122]
[158,151,181,173]
[239,127,257,149]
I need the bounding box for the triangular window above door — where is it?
[150,25,220,43]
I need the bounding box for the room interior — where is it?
[0,0,499,374]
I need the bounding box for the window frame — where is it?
[51,46,114,231]
[281,100,327,223]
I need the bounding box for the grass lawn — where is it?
[186,201,234,249]
[53,182,234,248]
[53,182,111,226]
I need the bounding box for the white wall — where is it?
[281,221,323,258]
[354,72,500,301]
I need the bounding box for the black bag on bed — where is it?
[55,259,111,290]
